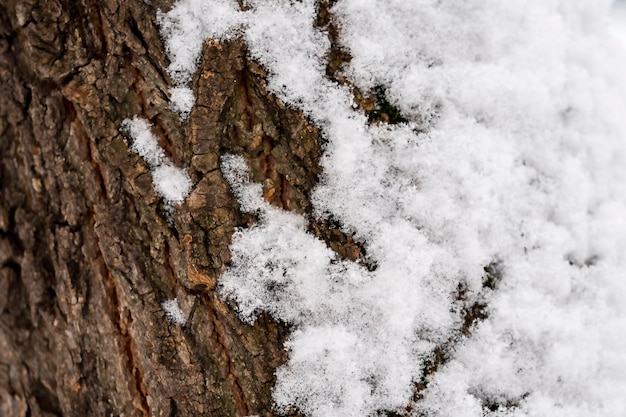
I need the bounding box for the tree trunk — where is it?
[0,1,348,416]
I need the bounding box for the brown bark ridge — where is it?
[0,0,359,416]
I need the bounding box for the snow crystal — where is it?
[162,298,186,325]
[122,117,191,208]
[169,86,195,119]
[161,1,626,416]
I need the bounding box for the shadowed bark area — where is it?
[0,1,333,416]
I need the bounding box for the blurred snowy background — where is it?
[612,0,626,47]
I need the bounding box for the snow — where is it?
[169,86,195,119]
[611,1,626,47]
[122,117,192,208]
[158,1,626,416]
[162,298,187,325]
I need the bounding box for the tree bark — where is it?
[0,1,351,416]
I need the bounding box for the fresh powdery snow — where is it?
[152,0,626,416]
[612,1,626,48]
[122,117,192,209]
[162,298,187,326]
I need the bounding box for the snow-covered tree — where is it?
[2,1,626,416]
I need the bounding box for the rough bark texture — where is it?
[0,1,344,416]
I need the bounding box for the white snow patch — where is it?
[611,1,626,49]
[162,1,626,416]
[162,298,187,325]
[123,116,166,166]
[152,163,192,206]
[122,117,192,208]
[169,86,195,119]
